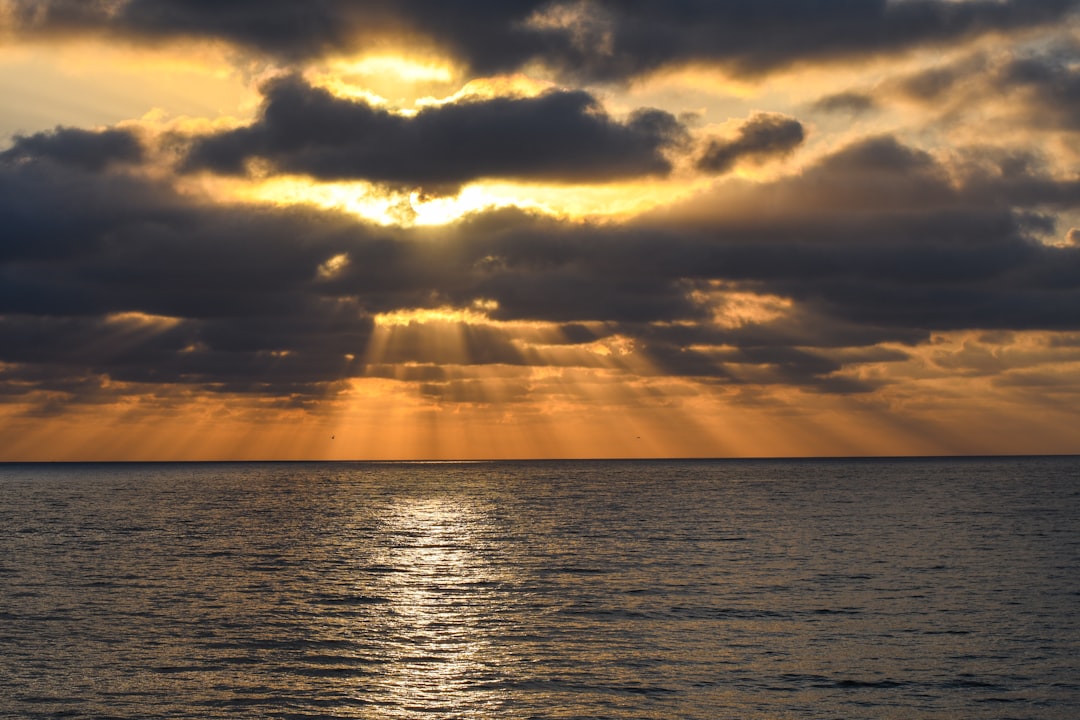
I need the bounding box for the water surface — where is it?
[1,457,1077,718]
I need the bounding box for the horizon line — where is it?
[2,453,1077,465]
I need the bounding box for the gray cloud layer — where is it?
[7,0,1078,80]
[3,131,1080,406]
[848,44,1080,133]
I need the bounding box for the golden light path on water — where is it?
[362,493,507,716]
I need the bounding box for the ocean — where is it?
[1,457,1077,719]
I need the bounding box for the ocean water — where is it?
[0,457,1077,719]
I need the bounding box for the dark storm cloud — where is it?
[4,131,1080,406]
[182,75,687,188]
[696,113,804,174]
[0,156,386,399]
[0,313,366,393]
[590,320,910,393]
[518,0,1080,81]
[2,0,408,59]
[0,127,143,172]
[7,0,1078,81]
[452,135,1080,337]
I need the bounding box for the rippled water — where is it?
[1,457,1077,719]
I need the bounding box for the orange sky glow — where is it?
[2,2,1080,460]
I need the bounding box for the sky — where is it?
[2,0,1080,461]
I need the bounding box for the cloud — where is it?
[0,127,143,172]
[886,45,1080,134]
[696,113,804,174]
[6,0,1078,81]
[527,0,1080,81]
[895,55,987,101]
[4,128,1080,409]
[811,92,878,116]
[182,75,688,189]
[0,155,380,399]
[995,51,1080,130]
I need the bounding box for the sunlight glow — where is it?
[105,311,183,328]
[220,176,407,224]
[417,74,556,107]
[316,252,351,280]
[306,51,462,106]
[374,302,500,328]
[217,173,714,226]
[0,39,255,141]
[333,55,455,84]
[690,283,795,328]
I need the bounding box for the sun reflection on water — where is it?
[366,495,507,716]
